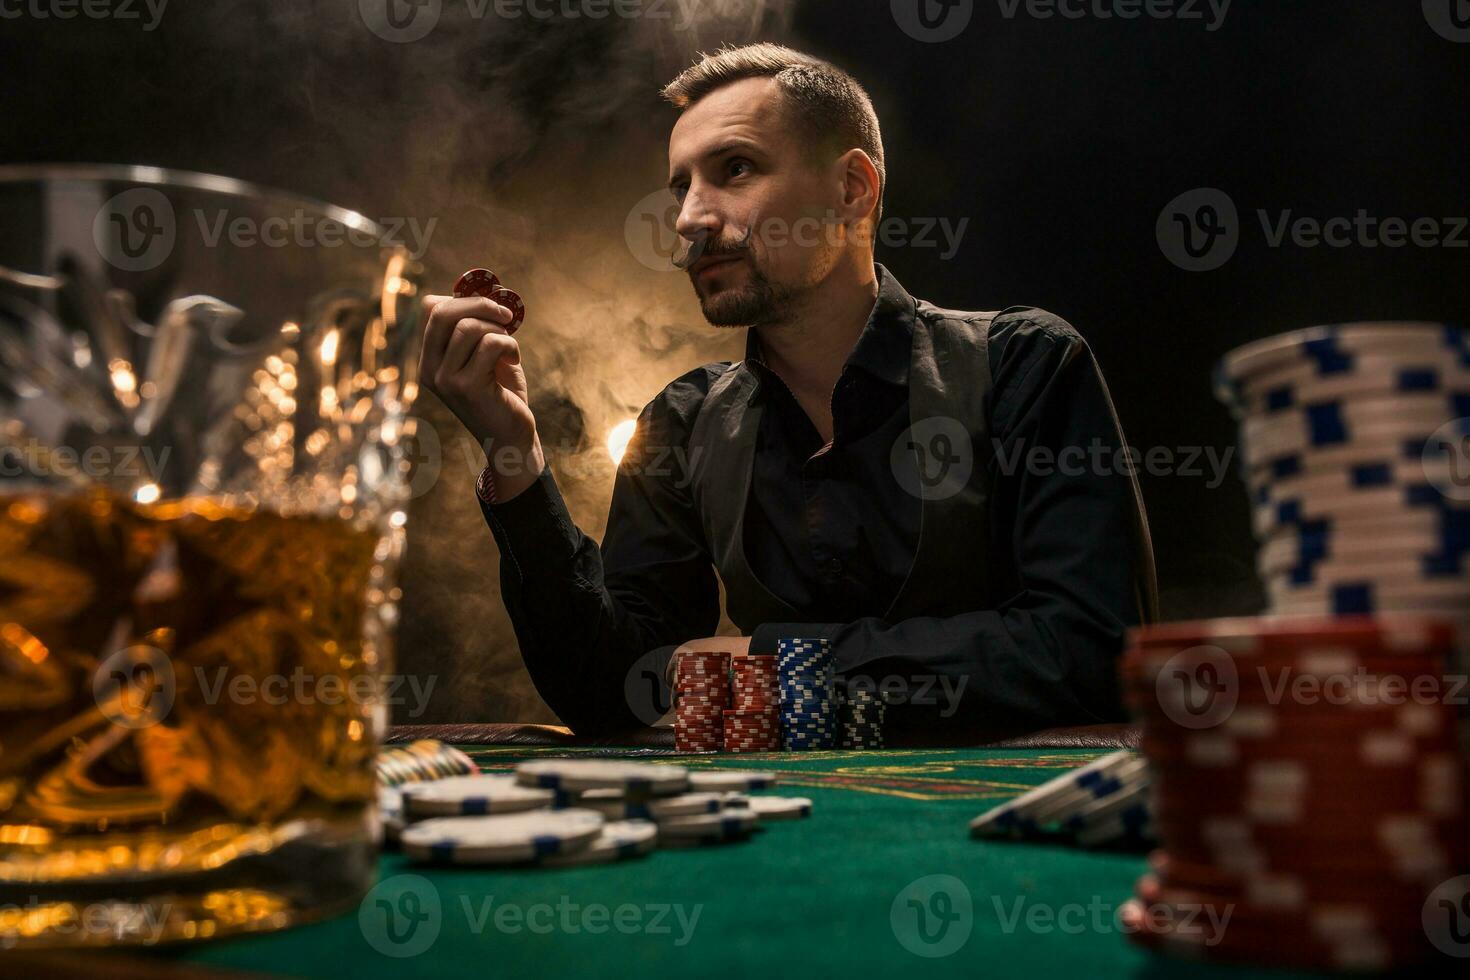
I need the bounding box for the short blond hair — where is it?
[662,43,885,226]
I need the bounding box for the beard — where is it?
[691,259,790,327]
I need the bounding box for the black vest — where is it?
[687,300,1161,631]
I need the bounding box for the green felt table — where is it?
[137,745,1313,980]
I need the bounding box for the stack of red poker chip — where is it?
[1120,615,1470,972]
[674,651,730,754]
[722,656,779,753]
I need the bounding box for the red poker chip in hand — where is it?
[453,268,501,298]
[487,286,524,334]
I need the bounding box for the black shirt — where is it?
[480,264,1146,734]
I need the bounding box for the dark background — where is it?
[4,0,1468,722]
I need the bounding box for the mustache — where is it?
[672,225,755,271]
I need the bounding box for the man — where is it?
[418,43,1157,737]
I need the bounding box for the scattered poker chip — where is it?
[687,770,778,792]
[656,808,760,841]
[515,759,689,796]
[742,795,812,821]
[400,809,605,865]
[376,740,477,787]
[376,785,405,849]
[452,267,501,298]
[488,286,525,334]
[970,750,1149,842]
[573,790,727,820]
[538,820,658,867]
[402,774,555,817]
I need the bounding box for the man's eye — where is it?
[728,159,752,178]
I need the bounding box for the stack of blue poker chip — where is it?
[1217,322,1470,617]
[777,637,835,750]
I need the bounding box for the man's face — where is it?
[667,77,842,327]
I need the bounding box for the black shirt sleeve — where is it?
[479,365,725,733]
[749,310,1141,729]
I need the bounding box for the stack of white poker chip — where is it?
[385,760,812,864]
[1216,322,1470,620]
[969,750,1154,848]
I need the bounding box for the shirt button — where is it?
[825,557,844,577]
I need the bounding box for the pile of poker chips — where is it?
[674,650,730,753]
[724,655,779,752]
[376,739,477,787]
[836,687,888,750]
[1216,322,1470,617]
[1119,617,1470,972]
[969,750,1154,849]
[779,638,836,750]
[383,760,810,865]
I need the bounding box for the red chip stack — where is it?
[1120,616,1470,972]
[724,656,780,753]
[674,651,730,754]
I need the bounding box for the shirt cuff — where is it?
[750,622,842,657]
[477,463,582,574]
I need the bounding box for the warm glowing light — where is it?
[607,418,638,464]
[109,360,137,393]
[319,328,341,367]
[134,482,162,504]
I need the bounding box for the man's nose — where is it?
[673,190,721,245]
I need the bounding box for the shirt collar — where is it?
[743,262,916,390]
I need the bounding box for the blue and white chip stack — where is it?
[777,637,835,751]
[1216,322,1470,619]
